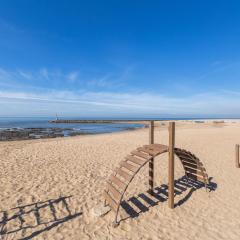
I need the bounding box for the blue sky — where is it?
[0,0,240,118]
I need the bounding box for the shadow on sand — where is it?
[0,196,82,240]
[120,176,217,222]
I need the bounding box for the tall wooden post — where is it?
[149,121,154,193]
[168,122,175,209]
[236,144,240,168]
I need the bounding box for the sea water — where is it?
[0,117,145,136]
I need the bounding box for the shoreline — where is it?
[0,123,147,142]
[0,119,235,143]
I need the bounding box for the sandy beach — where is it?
[1,120,240,240]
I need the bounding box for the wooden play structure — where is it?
[104,121,209,226]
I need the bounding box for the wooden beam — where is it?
[236,144,240,168]
[149,121,154,193]
[168,122,175,209]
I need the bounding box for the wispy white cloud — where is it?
[0,89,240,117]
[0,67,128,90]
[18,70,32,80]
[87,74,115,87]
[67,71,79,82]
[1,66,240,117]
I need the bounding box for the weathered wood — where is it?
[120,161,139,172]
[103,191,118,212]
[149,121,154,193]
[182,162,206,172]
[168,122,175,209]
[110,174,126,190]
[175,149,198,159]
[181,160,198,168]
[184,167,206,177]
[106,182,122,202]
[137,147,157,156]
[126,155,146,165]
[116,168,132,182]
[186,172,205,182]
[149,121,154,143]
[236,144,240,168]
[176,154,201,164]
[147,144,168,152]
[181,160,206,171]
[104,140,210,226]
[131,150,152,160]
[140,145,168,155]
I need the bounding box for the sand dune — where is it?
[0,121,240,239]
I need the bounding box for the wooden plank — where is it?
[116,168,132,182]
[178,157,203,168]
[137,147,157,156]
[149,121,154,144]
[175,149,195,157]
[182,161,206,172]
[184,167,206,177]
[120,161,139,172]
[141,145,168,154]
[186,171,205,180]
[182,159,203,167]
[176,154,198,164]
[110,174,126,190]
[186,172,205,182]
[126,155,146,165]
[148,144,168,152]
[103,191,118,212]
[168,122,175,209]
[106,182,122,202]
[131,150,152,160]
[181,160,198,168]
[236,144,240,168]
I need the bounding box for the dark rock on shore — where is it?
[0,128,73,141]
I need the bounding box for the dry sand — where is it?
[0,120,240,239]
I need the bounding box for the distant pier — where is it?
[49,119,150,124]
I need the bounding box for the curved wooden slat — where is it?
[106,182,122,202]
[186,172,205,181]
[137,147,158,156]
[116,168,132,182]
[120,161,139,172]
[131,150,152,160]
[103,191,118,212]
[109,174,126,191]
[125,155,147,165]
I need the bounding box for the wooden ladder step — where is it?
[125,155,147,165]
[120,161,139,172]
[184,166,206,177]
[106,182,122,202]
[109,174,126,191]
[186,172,206,182]
[116,168,133,182]
[131,150,152,160]
[177,155,202,165]
[182,161,206,172]
[103,191,118,212]
[137,147,157,156]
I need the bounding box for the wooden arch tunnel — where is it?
[104,121,209,226]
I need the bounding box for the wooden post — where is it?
[168,122,175,209]
[149,121,154,193]
[236,144,240,168]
